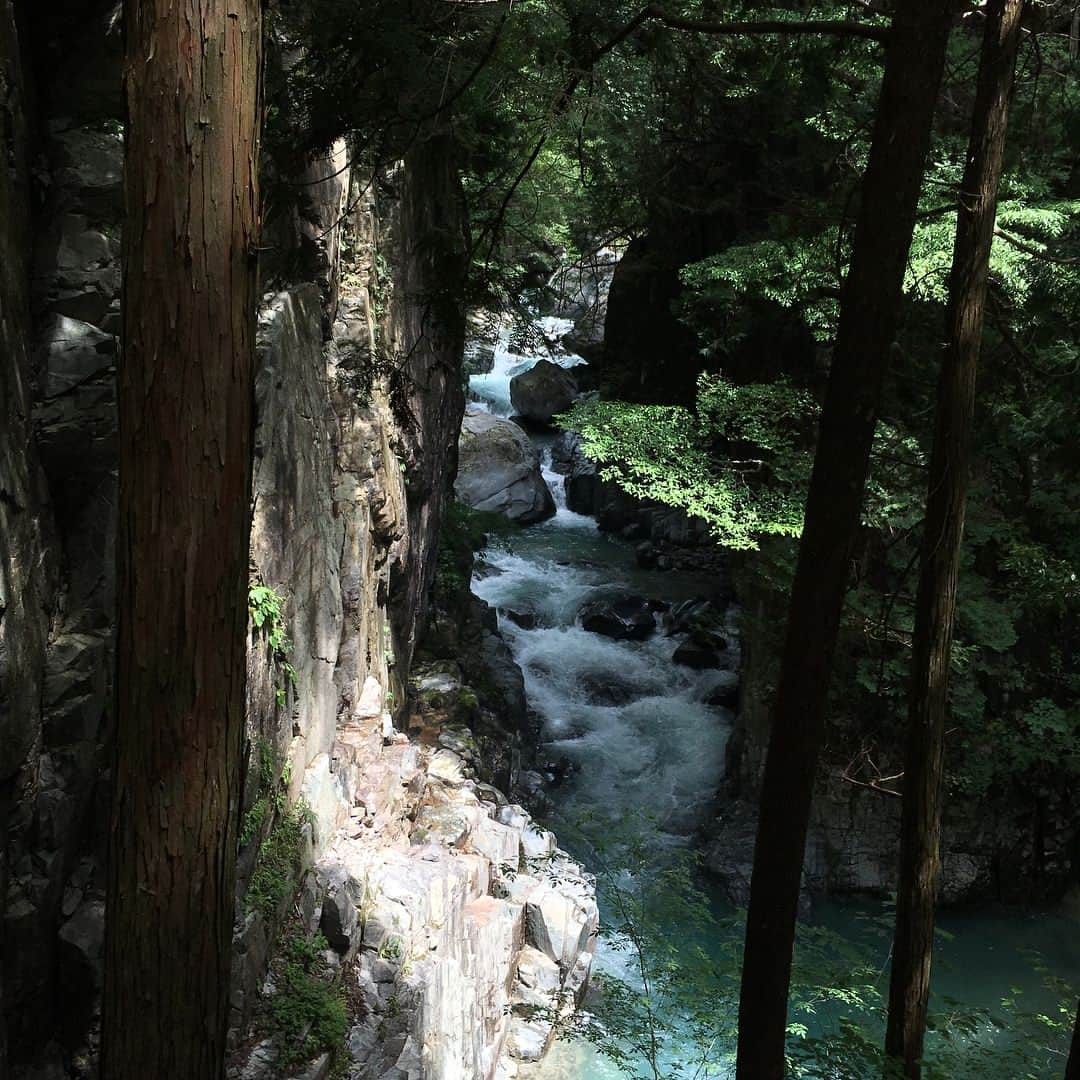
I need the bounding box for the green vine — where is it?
[246,797,315,919]
[240,739,293,848]
[249,582,298,707]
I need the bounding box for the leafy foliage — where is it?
[249,582,298,707]
[266,929,348,1069]
[246,798,313,920]
[560,373,815,550]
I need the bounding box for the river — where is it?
[466,317,1079,1079]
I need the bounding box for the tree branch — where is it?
[642,3,890,42]
[994,226,1080,264]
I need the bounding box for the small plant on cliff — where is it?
[240,740,294,848]
[249,581,298,707]
[266,927,348,1069]
[246,798,313,919]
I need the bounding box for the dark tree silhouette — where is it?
[886,1,1026,1075]
[102,0,262,1076]
[1065,1000,1080,1079]
[735,2,955,1076]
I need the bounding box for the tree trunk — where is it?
[102,1,262,1076]
[734,4,953,1077]
[885,3,1024,1075]
[1066,1000,1080,1080]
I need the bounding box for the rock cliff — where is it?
[0,9,594,1077]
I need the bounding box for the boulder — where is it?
[509,359,578,425]
[706,681,739,710]
[502,608,539,630]
[524,874,598,972]
[577,672,636,706]
[554,430,643,528]
[456,407,555,524]
[318,864,358,953]
[577,595,655,641]
[663,596,725,636]
[666,597,730,667]
[672,641,723,670]
[635,541,657,569]
[37,314,116,398]
[548,430,578,475]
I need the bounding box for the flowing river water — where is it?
[466,318,1080,1078]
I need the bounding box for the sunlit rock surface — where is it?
[456,407,556,524]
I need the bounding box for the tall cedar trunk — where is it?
[734,4,953,1077]
[102,1,261,1077]
[884,2,1024,1075]
[1067,1000,1080,1080]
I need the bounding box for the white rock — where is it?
[467,815,520,872]
[300,754,348,856]
[525,878,597,973]
[521,824,556,863]
[516,945,560,993]
[427,749,467,786]
[498,804,530,832]
[506,1015,554,1061]
[356,675,383,719]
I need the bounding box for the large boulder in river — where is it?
[456,407,555,524]
[509,359,578,425]
[578,595,655,641]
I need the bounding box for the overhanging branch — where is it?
[642,4,891,42]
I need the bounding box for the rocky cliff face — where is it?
[1,3,60,1068]
[0,11,593,1079]
[1,4,122,1068]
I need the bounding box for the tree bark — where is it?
[1066,1000,1080,1080]
[734,4,954,1078]
[884,3,1024,1075]
[102,1,262,1076]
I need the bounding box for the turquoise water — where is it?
[468,319,1079,1079]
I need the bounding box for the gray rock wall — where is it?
[379,136,468,681]
[0,5,60,1069]
[1,5,122,1068]
[0,13,476,1068]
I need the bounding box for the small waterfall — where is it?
[473,543,735,838]
[469,317,587,418]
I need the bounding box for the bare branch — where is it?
[642,3,890,42]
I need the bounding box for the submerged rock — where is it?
[509,359,578,425]
[664,596,727,637]
[673,641,723,670]
[706,681,739,710]
[456,407,555,524]
[502,607,540,630]
[578,595,656,641]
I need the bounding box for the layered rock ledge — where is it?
[233,675,598,1080]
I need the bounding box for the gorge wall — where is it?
[0,5,595,1077]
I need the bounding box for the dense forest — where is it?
[1,0,1079,1078]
